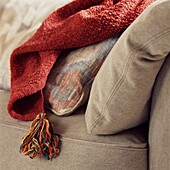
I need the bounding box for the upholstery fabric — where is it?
[44,36,119,116]
[0,1,170,169]
[149,53,170,170]
[148,2,170,169]
[0,91,148,170]
[7,0,154,121]
[0,0,71,90]
[85,0,170,135]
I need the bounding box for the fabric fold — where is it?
[7,0,155,121]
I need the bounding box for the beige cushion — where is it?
[0,0,71,90]
[0,90,148,170]
[85,0,170,135]
[149,52,170,170]
[44,36,119,116]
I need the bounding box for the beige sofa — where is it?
[0,55,170,170]
[0,0,170,170]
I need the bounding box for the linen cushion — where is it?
[0,0,71,90]
[0,90,148,170]
[85,0,170,135]
[149,52,170,170]
[44,36,119,116]
[148,4,170,170]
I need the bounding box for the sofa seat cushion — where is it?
[0,90,148,170]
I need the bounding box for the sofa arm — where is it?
[149,53,170,170]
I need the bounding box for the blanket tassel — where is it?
[20,113,59,160]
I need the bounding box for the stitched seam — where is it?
[61,137,148,149]
[90,29,170,132]
[89,29,170,132]
[0,123,147,150]
[0,122,29,131]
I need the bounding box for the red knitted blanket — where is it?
[7,0,154,121]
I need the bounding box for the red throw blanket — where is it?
[8,0,154,121]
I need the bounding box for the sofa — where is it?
[0,0,170,170]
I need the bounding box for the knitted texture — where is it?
[7,0,154,121]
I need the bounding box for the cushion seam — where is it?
[89,29,170,133]
[61,137,148,150]
[0,121,29,131]
[0,122,148,150]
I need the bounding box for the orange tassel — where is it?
[20,113,59,160]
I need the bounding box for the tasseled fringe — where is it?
[20,113,59,160]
